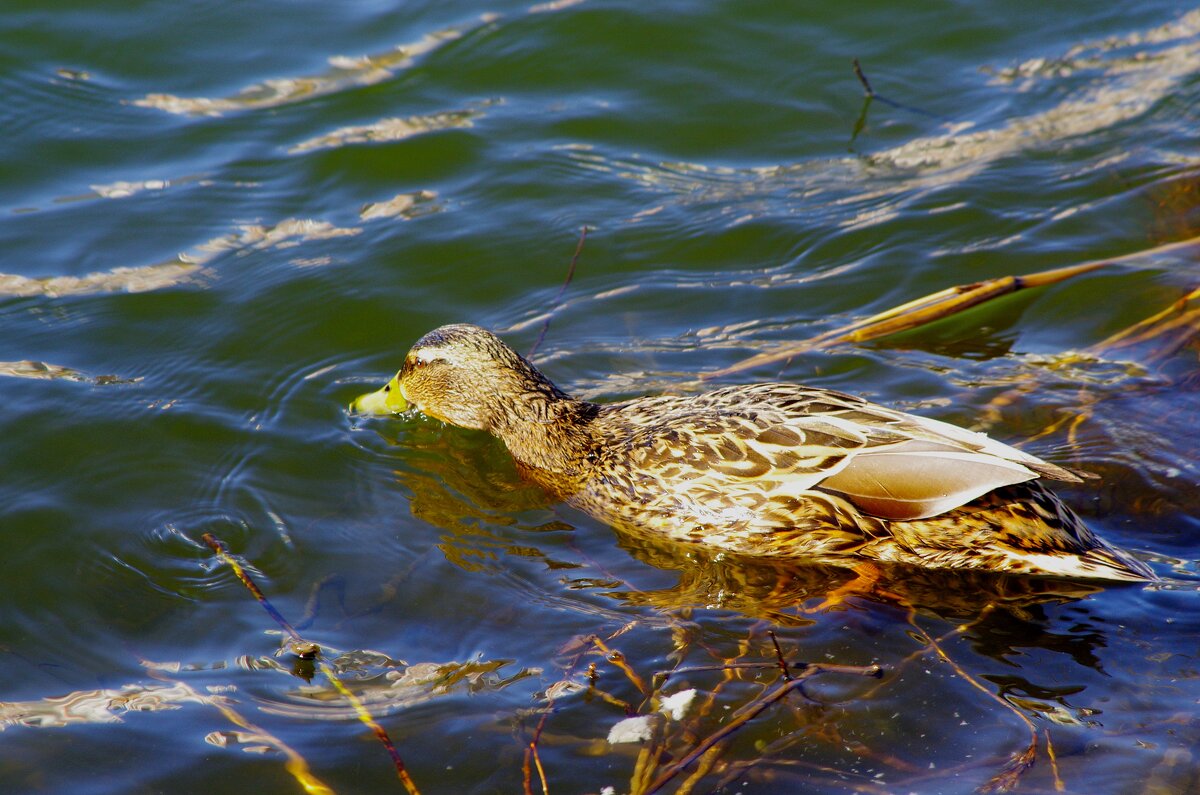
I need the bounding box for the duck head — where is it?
[351,323,572,433]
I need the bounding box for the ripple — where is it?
[0,65,135,145]
[248,355,364,433]
[289,107,489,155]
[133,22,471,117]
[572,7,1200,236]
[253,656,537,721]
[4,1,1199,792]
[0,261,201,298]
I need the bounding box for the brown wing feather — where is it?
[607,384,1073,523]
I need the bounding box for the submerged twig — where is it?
[1045,727,1065,792]
[981,280,1200,444]
[202,533,422,795]
[852,58,874,96]
[592,635,650,696]
[528,226,590,359]
[523,634,597,795]
[644,661,883,794]
[767,630,791,681]
[141,662,336,795]
[1092,284,1200,362]
[848,59,875,147]
[654,661,783,687]
[904,612,1041,794]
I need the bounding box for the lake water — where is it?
[2,2,1199,793]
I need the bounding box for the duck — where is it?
[351,323,1153,582]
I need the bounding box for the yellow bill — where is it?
[349,375,408,415]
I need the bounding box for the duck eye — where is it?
[410,355,443,369]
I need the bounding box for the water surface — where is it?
[2,2,1199,793]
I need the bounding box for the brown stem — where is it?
[528,226,590,359]
[767,630,792,681]
[852,58,875,96]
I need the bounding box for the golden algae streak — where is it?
[358,191,441,222]
[0,187,441,328]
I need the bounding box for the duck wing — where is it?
[769,386,1080,520]
[817,439,1040,520]
[618,384,1081,522]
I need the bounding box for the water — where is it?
[2,1,1199,793]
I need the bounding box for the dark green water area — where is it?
[2,2,1199,793]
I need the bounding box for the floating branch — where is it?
[704,233,1200,380]
[704,261,1104,379]
[202,533,422,795]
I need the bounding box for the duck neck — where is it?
[488,387,598,478]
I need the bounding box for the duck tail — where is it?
[1076,544,1156,582]
[1007,543,1156,582]
[990,483,1156,582]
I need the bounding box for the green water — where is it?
[2,2,1199,793]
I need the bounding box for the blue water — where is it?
[2,2,1199,793]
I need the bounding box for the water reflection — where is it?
[608,529,1103,617]
[0,652,536,730]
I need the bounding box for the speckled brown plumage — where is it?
[368,323,1153,582]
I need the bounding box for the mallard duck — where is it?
[352,323,1153,582]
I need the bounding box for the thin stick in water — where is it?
[852,58,874,96]
[202,533,422,795]
[528,226,590,359]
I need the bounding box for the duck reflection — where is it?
[371,422,575,573]
[605,523,1102,620]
